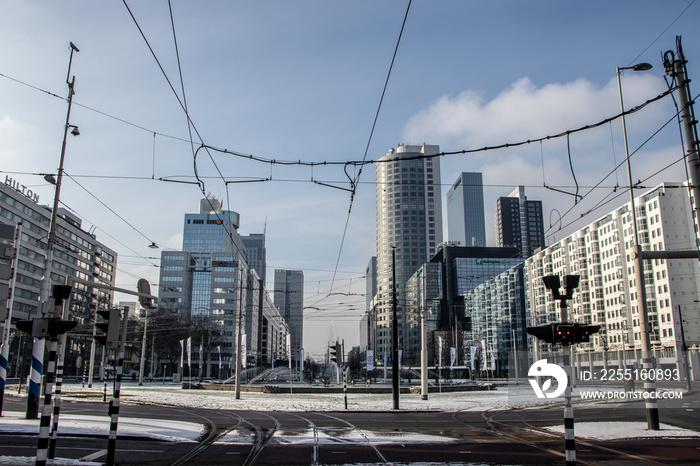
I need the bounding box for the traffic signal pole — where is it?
[391,247,399,410]
[0,222,21,417]
[558,299,575,466]
[105,306,129,466]
[48,281,73,459]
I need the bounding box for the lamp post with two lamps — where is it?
[24,42,81,422]
[617,62,660,430]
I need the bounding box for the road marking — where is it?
[459,451,472,453]
[81,450,107,461]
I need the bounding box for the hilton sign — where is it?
[4,176,40,204]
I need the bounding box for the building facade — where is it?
[447,172,486,247]
[241,233,266,283]
[496,186,545,258]
[273,269,304,366]
[525,183,700,379]
[463,264,526,377]
[374,144,443,358]
[159,198,285,377]
[0,177,117,377]
[427,246,524,368]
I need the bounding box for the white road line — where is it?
[81,449,107,461]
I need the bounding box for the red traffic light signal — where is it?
[554,323,575,344]
[529,322,601,346]
[573,324,600,343]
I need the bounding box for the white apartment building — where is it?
[526,182,700,379]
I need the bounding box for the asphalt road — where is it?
[1,392,698,465]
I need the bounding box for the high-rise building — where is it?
[374,144,443,358]
[447,172,486,247]
[274,269,304,364]
[159,198,285,375]
[496,186,544,258]
[241,233,267,283]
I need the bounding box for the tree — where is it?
[347,346,362,379]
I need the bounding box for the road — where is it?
[1,391,698,465]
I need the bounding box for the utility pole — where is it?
[235,256,243,399]
[28,42,79,420]
[677,305,692,392]
[391,247,399,410]
[665,36,700,228]
[138,308,148,385]
[420,269,428,400]
[618,61,660,431]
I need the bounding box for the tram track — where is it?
[515,409,670,466]
[238,412,280,466]
[313,412,389,464]
[169,409,243,466]
[286,412,320,465]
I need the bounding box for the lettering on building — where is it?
[4,176,40,204]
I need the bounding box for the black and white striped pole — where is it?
[542,275,581,466]
[48,282,73,459]
[105,306,129,466]
[35,338,57,466]
[562,345,575,466]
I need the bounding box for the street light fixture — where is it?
[617,62,659,430]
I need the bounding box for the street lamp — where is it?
[617,62,659,430]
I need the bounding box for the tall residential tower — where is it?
[374,144,443,357]
[496,186,545,258]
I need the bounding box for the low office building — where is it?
[0,177,117,377]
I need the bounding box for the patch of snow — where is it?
[543,422,700,440]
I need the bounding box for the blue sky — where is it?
[2,1,699,355]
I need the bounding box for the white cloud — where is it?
[419,75,685,248]
[403,75,668,150]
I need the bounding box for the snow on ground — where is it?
[1,382,697,447]
[543,422,700,440]
[56,381,560,412]
[0,410,203,442]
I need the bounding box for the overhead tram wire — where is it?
[1,68,676,186]
[626,0,696,67]
[123,0,241,249]
[328,0,412,294]
[63,172,161,251]
[543,92,697,239]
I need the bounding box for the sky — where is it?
[2,1,700,357]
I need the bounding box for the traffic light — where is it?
[553,323,575,345]
[16,318,49,338]
[527,324,555,344]
[572,323,600,343]
[94,309,120,349]
[137,278,153,309]
[329,341,341,366]
[48,319,77,337]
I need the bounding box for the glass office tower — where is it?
[447,172,486,247]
